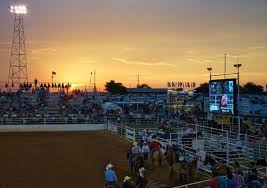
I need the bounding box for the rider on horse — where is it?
[141,131,148,147]
[132,142,142,155]
[147,130,153,143]
[196,148,206,169]
[129,142,142,165]
[157,129,165,139]
[141,142,150,161]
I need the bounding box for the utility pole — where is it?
[93,69,96,95]
[137,74,140,87]
[224,53,227,79]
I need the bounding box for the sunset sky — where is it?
[0,0,267,90]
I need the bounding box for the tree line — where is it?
[105,80,151,94]
[105,80,267,95]
[195,82,267,95]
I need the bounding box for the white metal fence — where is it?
[0,117,104,125]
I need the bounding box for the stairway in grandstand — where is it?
[203,138,254,162]
[45,94,60,117]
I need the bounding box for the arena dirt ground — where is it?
[0,131,131,188]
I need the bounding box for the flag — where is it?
[52,71,56,75]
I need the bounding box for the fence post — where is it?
[44,118,46,125]
[226,131,229,165]
[196,125,198,141]
[133,129,136,141]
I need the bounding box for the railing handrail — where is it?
[172,179,211,188]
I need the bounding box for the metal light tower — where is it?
[8,5,28,87]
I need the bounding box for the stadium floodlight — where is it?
[234,64,242,68]
[207,67,212,80]
[207,67,212,71]
[10,5,27,14]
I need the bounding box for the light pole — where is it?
[8,5,28,88]
[234,63,242,139]
[207,67,212,81]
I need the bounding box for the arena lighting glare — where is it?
[10,5,27,14]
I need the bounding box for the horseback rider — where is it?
[131,141,142,162]
[140,129,147,144]
[147,130,153,143]
[141,131,148,147]
[150,138,162,156]
[196,148,206,169]
[141,142,150,161]
[157,129,165,140]
[104,163,118,187]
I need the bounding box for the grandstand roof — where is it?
[126,88,167,94]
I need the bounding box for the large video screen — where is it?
[209,79,236,115]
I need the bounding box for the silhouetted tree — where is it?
[195,83,209,94]
[137,83,151,89]
[105,80,127,94]
[241,82,264,95]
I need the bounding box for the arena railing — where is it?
[239,134,267,160]
[0,117,104,125]
[107,121,136,142]
[172,179,211,188]
[169,121,265,160]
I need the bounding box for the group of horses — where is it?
[127,144,199,187]
[126,141,231,188]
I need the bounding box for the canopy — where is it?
[102,102,122,111]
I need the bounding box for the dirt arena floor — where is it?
[0,131,131,188]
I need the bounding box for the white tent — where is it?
[102,102,122,112]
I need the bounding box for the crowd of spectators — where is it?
[0,88,168,124]
[210,161,267,188]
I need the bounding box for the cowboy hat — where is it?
[124,176,131,182]
[133,142,138,146]
[139,167,145,172]
[179,156,184,161]
[106,163,113,170]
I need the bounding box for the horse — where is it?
[150,149,163,168]
[166,147,176,166]
[170,157,198,186]
[127,150,145,176]
[203,155,217,168]
[211,162,228,176]
[145,181,171,188]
